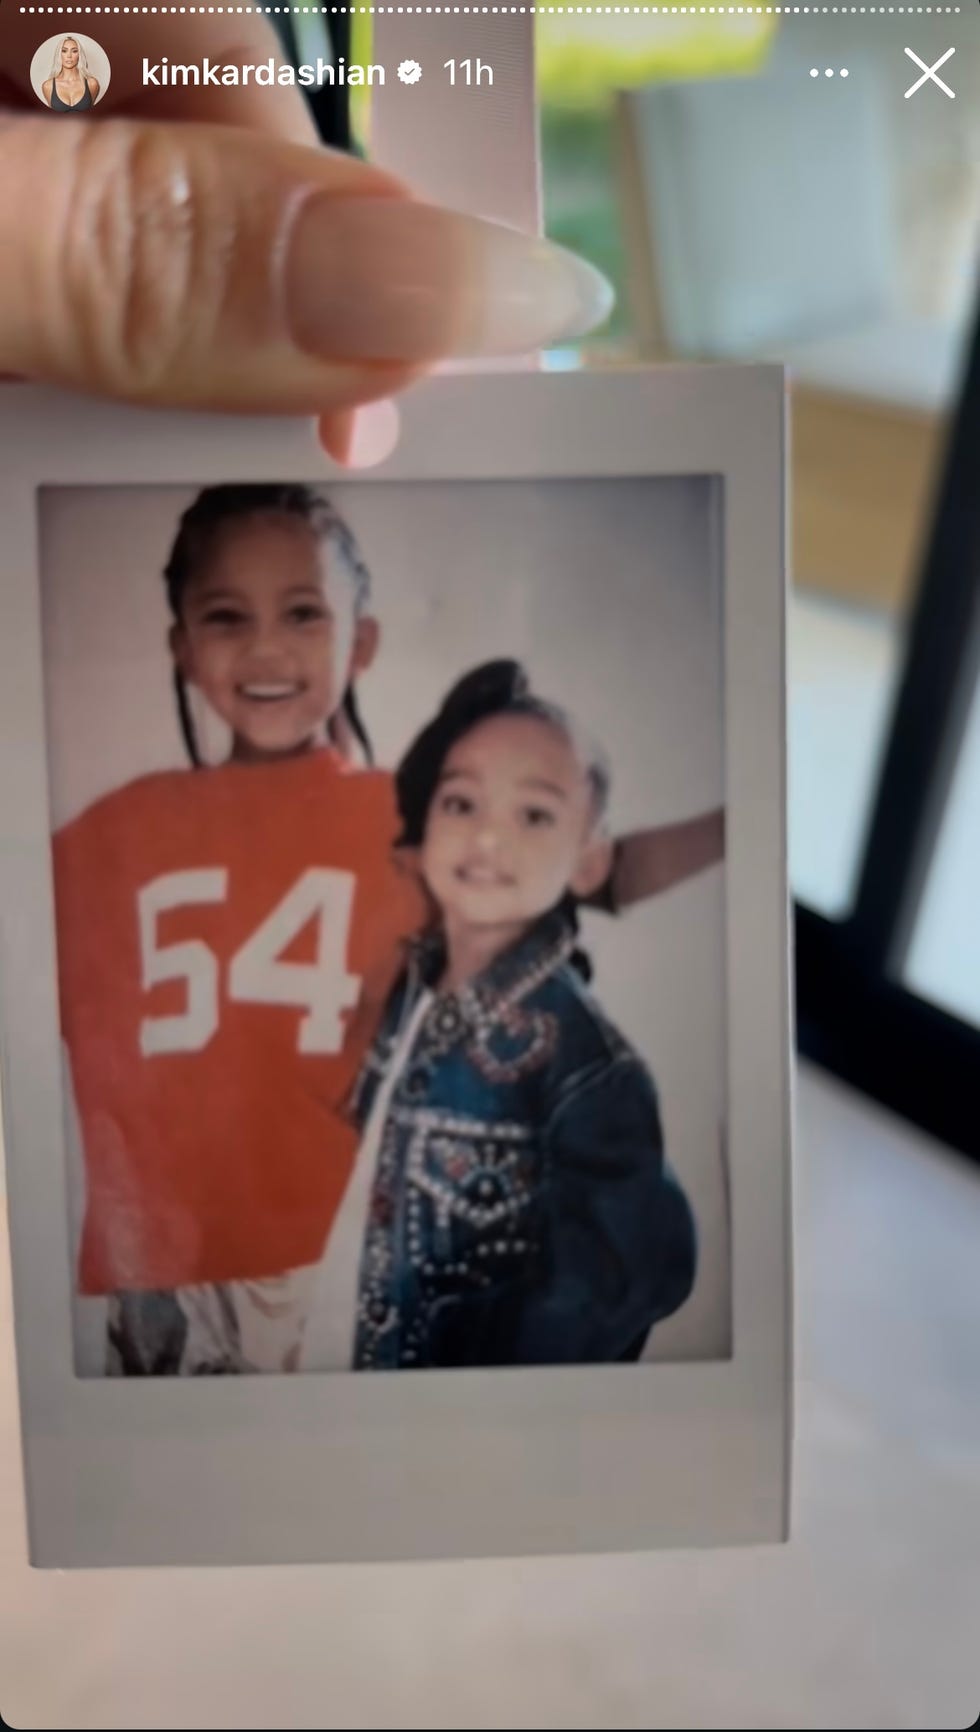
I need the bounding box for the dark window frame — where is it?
[795,286,980,1165]
[272,13,353,150]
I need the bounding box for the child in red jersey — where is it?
[51,485,723,1374]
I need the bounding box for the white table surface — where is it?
[2,1063,979,1730]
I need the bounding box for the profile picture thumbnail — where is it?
[31,34,111,113]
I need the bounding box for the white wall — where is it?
[41,476,729,1361]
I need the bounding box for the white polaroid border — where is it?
[0,366,791,1566]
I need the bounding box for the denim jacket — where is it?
[350,908,697,1370]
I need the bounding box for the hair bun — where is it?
[395,662,528,846]
[394,657,611,856]
[438,660,530,723]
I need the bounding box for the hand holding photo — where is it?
[0,366,790,1566]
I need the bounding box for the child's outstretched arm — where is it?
[600,808,726,912]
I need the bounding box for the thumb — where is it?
[0,116,612,414]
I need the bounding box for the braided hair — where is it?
[163,484,374,767]
[395,660,611,980]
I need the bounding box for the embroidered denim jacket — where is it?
[350,909,697,1370]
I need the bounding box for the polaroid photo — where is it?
[0,365,792,1566]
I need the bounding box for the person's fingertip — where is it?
[318,408,358,464]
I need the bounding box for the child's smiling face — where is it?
[172,513,376,761]
[421,712,610,937]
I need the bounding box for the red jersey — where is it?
[52,752,424,1295]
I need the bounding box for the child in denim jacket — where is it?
[345,661,697,1370]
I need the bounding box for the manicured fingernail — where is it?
[325,400,401,468]
[287,198,614,362]
[346,399,401,466]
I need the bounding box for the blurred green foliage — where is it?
[537,15,775,109]
[539,19,776,350]
[540,106,630,348]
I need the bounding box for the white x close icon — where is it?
[904,45,956,99]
